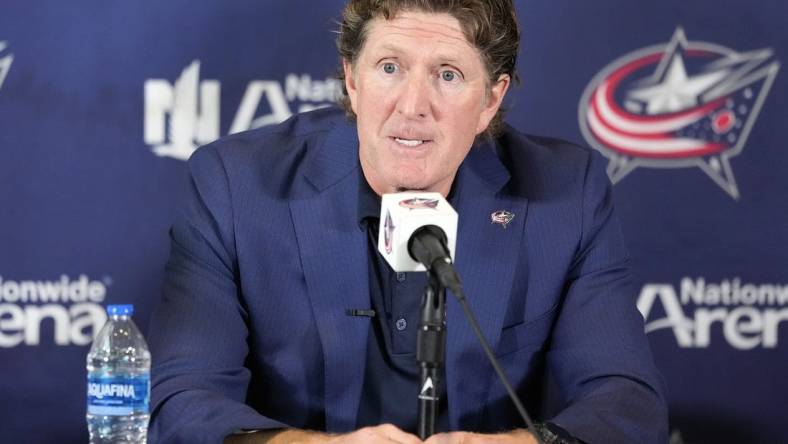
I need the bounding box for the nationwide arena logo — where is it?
[144,60,342,160]
[579,28,780,199]
[0,41,13,92]
[0,275,109,347]
[638,277,788,350]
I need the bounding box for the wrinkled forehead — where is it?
[359,11,481,60]
[370,11,468,43]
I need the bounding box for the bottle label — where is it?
[87,375,150,416]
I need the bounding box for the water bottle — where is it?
[86,304,151,444]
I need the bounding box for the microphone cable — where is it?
[424,257,545,444]
[450,282,545,444]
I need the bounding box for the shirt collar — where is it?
[358,171,381,229]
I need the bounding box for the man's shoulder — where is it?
[193,106,346,162]
[496,123,601,198]
[499,123,594,169]
[185,107,352,195]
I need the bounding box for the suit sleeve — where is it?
[546,151,669,444]
[148,145,288,444]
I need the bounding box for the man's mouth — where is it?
[394,137,427,147]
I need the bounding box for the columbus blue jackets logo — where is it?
[490,210,514,228]
[398,198,439,210]
[579,28,780,199]
[383,209,395,254]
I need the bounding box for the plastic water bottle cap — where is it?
[106,304,134,316]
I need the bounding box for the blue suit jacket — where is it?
[148,108,668,444]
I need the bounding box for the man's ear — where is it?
[476,74,511,134]
[343,58,358,113]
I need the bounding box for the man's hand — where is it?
[225,424,422,444]
[330,424,423,444]
[423,429,537,444]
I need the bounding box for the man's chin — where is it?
[387,173,453,196]
[395,186,427,192]
[389,176,431,193]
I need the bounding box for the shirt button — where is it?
[396,272,406,282]
[395,318,407,331]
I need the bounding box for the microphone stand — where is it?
[407,226,546,444]
[416,274,446,440]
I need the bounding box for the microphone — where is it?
[378,192,458,439]
[408,225,462,294]
[377,192,458,273]
[377,192,546,444]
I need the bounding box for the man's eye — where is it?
[441,71,458,82]
[382,63,397,74]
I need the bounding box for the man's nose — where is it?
[396,73,431,119]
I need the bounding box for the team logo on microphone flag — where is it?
[399,197,440,210]
[378,192,458,272]
[384,209,395,255]
[578,28,780,199]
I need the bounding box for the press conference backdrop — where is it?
[1,1,785,442]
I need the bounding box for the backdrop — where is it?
[1,1,786,443]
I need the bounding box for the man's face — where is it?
[344,11,510,196]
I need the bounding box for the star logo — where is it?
[627,53,729,115]
[578,28,780,199]
[0,41,14,92]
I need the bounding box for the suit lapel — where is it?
[290,121,370,432]
[445,141,529,431]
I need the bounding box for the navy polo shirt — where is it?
[355,177,450,434]
[351,176,581,444]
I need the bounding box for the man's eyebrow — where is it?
[373,43,463,64]
[375,43,406,56]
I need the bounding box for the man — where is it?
[148,1,668,443]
